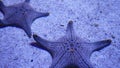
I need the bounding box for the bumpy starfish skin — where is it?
[0,0,49,37]
[32,21,111,68]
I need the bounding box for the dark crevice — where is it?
[64,64,79,68]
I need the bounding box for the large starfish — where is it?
[32,21,111,68]
[0,0,49,37]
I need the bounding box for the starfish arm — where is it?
[24,0,30,3]
[31,42,56,58]
[33,34,52,48]
[22,25,31,38]
[36,12,49,18]
[89,39,111,52]
[28,11,49,23]
[66,21,76,40]
[0,1,6,14]
[77,39,111,58]
[33,34,59,56]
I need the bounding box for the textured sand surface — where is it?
[0,0,120,68]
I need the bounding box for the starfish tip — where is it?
[67,20,73,27]
[28,34,32,38]
[106,39,112,45]
[69,20,73,24]
[46,12,50,16]
[42,12,50,17]
[33,34,38,38]
[30,42,37,46]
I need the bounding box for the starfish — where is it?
[0,0,49,37]
[32,21,111,68]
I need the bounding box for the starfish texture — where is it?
[0,0,49,37]
[32,21,111,68]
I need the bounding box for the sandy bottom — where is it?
[0,0,120,68]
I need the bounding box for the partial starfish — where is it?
[32,21,111,68]
[0,0,49,37]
